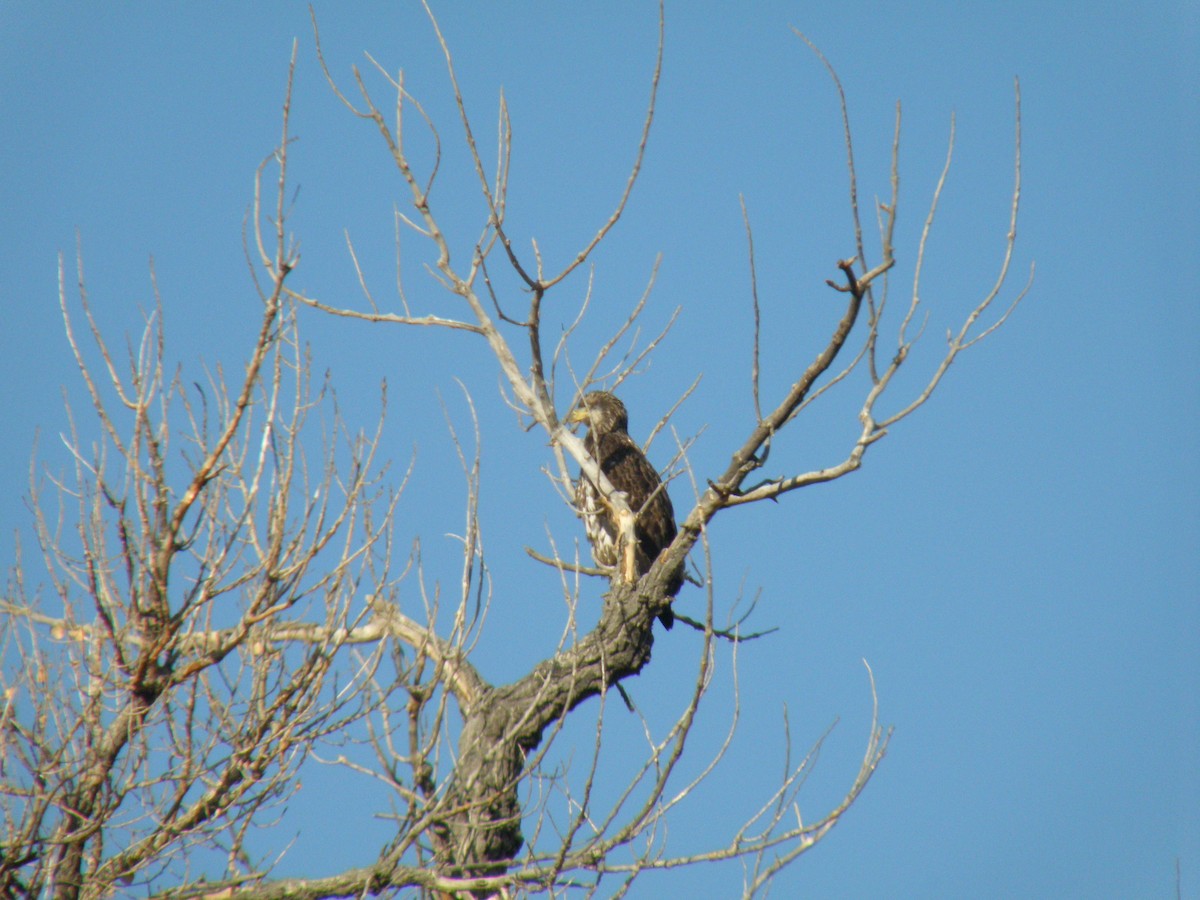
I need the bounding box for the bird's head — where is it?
[567,391,629,436]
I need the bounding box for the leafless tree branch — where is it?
[1,10,1029,899]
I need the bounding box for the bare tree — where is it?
[0,9,1030,899]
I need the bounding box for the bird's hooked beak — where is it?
[566,406,590,428]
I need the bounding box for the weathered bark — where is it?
[442,574,667,877]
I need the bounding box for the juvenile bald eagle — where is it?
[567,391,681,629]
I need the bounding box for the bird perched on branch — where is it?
[567,391,681,628]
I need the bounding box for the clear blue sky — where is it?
[2,3,1197,897]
